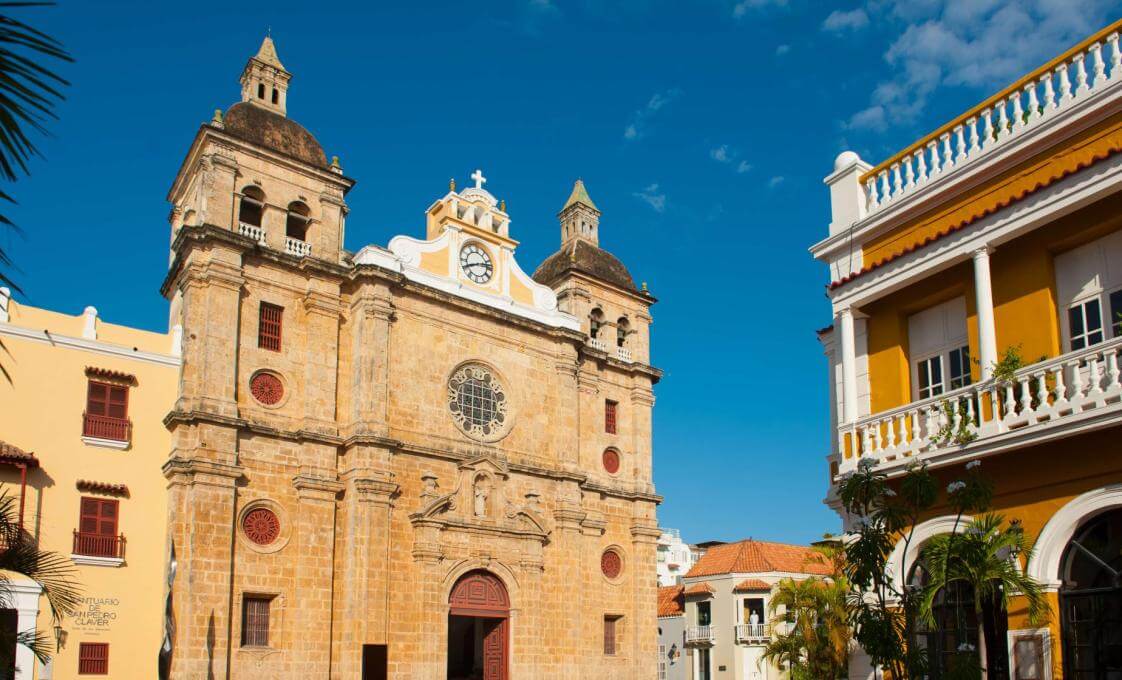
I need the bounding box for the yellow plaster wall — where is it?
[907,430,1122,679]
[861,196,1122,413]
[0,300,177,679]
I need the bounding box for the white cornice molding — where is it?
[0,322,182,368]
[829,153,1122,310]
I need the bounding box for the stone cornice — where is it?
[162,458,246,487]
[161,223,349,297]
[164,409,345,446]
[293,472,345,500]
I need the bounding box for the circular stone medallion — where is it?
[602,448,621,474]
[250,372,284,406]
[601,549,623,579]
[243,507,281,546]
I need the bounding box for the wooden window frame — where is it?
[258,302,283,352]
[75,497,121,558]
[1067,296,1105,351]
[241,595,273,647]
[86,380,129,420]
[603,615,622,656]
[78,642,109,675]
[605,399,618,435]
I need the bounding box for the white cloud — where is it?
[822,8,869,32]
[767,176,785,188]
[775,44,791,56]
[710,144,732,163]
[845,0,1115,131]
[737,160,753,173]
[733,0,788,19]
[623,88,682,141]
[633,183,667,213]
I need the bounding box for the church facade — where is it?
[161,37,661,679]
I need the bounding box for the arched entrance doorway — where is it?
[1061,508,1122,679]
[448,570,509,680]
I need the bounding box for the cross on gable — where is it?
[471,168,487,189]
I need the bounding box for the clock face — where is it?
[459,243,493,284]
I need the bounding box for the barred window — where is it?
[605,400,618,434]
[258,303,283,351]
[242,596,272,647]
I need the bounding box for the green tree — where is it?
[919,513,1049,679]
[761,543,851,680]
[0,492,81,675]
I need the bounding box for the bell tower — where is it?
[559,179,600,246]
[240,35,290,116]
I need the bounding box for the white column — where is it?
[972,247,998,380]
[838,307,859,424]
[10,580,40,680]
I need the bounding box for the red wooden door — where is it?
[482,618,506,680]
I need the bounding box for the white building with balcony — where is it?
[657,528,699,586]
[812,16,1122,680]
[679,539,830,680]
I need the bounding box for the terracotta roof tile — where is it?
[684,582,714,597]
[685,539,830,578]
[76,480,129,496]
[733,578,773,592]
[0,441,38,468]
[657,585,684,617]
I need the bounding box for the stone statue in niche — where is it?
[473,475,491,518]
[420,472,439,501]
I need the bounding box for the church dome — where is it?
[221,102,327,168]
[533,239,637,292]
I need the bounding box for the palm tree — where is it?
[0,492,81,677]
[919,514,1048,679]
[0,2,71,381]
[761,544,851,680]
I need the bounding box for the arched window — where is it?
[257,83,265,99]
[271,88,279,105]
[617,317,631,348]
[1061,508,1122,677]
[590,308,605,339]
[238,186,265,227]
[286,201,310,241]
[908,562,982,679]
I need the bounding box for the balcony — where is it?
[616,347,633,363]
[838,337,1122,476]
[238,221,267,244]
[285,236,311,257]
[859,21,1122,216]
[588,337,607,352]
[82,413,131,446]
[735,624,768,645]
[686,625,715,645]
[72,531,125,566]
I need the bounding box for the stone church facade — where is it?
[160,37,661,679]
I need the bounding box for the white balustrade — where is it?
[861,30,1122,214]
[838,337,1122,474]
[588,337,607,352]
[735,624,768,644]
[238,222,266,244]
[686,625,715,644]
[617,347,633,363]
[285,236,311,257]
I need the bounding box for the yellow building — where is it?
[813,18,1122,680]
[0,290,180,678]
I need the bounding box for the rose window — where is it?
[243,507,280,545]
[448,364,508,441]
[250,372,284,405]
[601,549,623,579]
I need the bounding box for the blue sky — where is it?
[6,0,1120,544]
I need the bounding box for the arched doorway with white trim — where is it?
[447,570,509,680]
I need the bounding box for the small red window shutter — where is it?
[605,400,618,434]
[604,617,617,655]
[79,498,118,537]
[86,382,109,416]
[258,303,283,351]
[107,385,128,419]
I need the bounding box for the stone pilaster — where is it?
[302,286,342,432]
[289,467,344,676]
[162,456,244,679]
